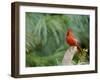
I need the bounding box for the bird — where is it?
[66,28,81,53]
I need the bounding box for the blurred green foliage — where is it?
[25,12,89,67]
[72,49,89,65]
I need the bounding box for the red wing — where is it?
[67,36,77,46]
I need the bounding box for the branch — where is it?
[62,46,77,65]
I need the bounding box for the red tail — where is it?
[77,45,82,54]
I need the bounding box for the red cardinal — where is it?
[66,28,81,52]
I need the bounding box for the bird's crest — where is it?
[67,28,73,36]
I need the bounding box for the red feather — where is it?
[66,28,81,52]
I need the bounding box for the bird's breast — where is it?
[66,36,77,46]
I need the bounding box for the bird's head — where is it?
[67,28,73,36]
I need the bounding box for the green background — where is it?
[25,12,89,67]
